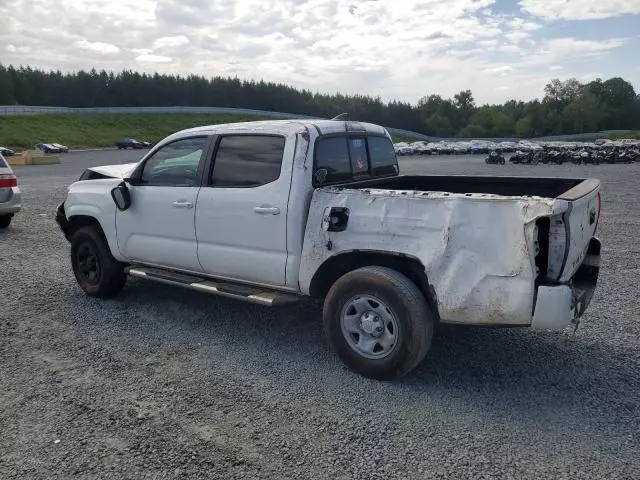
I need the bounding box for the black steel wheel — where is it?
[70,226,126,298]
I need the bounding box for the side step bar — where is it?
[126,266,300,307]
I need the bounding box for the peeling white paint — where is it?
[299,187,572,326]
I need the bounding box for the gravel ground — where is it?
[1,151,639,479]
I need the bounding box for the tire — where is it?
[323,266,434,380]
[0,214,12,228]
[70,226,126,298]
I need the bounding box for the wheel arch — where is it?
[64,213,125,262]
[309,250,440,321]
[65,214,106,240]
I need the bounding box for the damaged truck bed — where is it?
[301,175,601,329]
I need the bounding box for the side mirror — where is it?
[111,182,131,211]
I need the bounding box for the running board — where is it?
[126,266,300,307]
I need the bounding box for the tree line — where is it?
[1,64,638,137]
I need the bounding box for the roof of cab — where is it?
[169,119,389,140]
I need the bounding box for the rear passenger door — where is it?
[195,134,291,286]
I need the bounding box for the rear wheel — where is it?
[70,226,126,298]
[323,266,434,380]
[0,214,13,228]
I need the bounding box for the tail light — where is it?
[0,174,17,188]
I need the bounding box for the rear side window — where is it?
[0,156,7,168]
[314,137,351,184]
[314,135,398,185]
[210,135,285,187]
[368,137,399,176]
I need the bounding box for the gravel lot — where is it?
[2,151,639,479]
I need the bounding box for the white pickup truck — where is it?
[56,120,602,379]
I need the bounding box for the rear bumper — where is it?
[0,187,21,215]
[532,237,600,330]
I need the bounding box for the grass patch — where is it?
[390,133,422,143]
[608,131,640,141]
[0,112,424,149]
[561,131,640,143]
[0,113,279,150]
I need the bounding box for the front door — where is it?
[116,136,209,271]
[195,134,291,286]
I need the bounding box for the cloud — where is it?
[498,44,521,53]
[76,40,120,54]
[549,65,563,71]
[153,35,190,48]
[541,37,626,57]
[485,65,514,75]
[423,32,452,41]
[136,54,173,63]
[505,31,532,43]
[519,0,640,20]
[477,39,498,48]
[506,17,541,31]
[0,0,637,104]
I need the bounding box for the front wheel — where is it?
[323,266,434,380]
[71,226,126,298]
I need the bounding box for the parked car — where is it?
[35,143,62,154]
[56,119,602,380]
[0,153,21,228]
[51,143,69,153]
[116,138,150,149]
[453,143,469,155]
[0,147,15,157]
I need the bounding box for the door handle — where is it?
[253,205,280,215]
[172,200,194,209]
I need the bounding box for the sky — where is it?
[1,0,639,105]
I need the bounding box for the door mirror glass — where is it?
[111,182,131,211]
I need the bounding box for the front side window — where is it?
[210,135,285,187]
[140,136,207,187]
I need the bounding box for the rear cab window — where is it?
[314,135,398,186]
